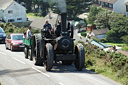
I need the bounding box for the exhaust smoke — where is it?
[42,0,67,13]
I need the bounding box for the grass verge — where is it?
[106,42,128,51]
[78,41,128,85]
[27,13,44,18]
[105,43,125,47]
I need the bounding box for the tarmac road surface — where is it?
[74,29,87,44]
[0,37,121,85]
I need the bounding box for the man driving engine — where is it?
[43,19,51,29]
[42,19,52,38]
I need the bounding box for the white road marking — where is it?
[0,52,7,55]
[32,67,50,78]
[12,57,26,64]
[59,82,64,85]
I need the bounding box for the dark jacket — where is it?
[43,23,51,29]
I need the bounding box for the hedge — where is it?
[78,41,128,85]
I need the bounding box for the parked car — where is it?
[5,33,24,51]
[0,27,6,43]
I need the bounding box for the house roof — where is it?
[30,13,58,29]
[98,0,117,4]
[125,1,128,5]
[92,28,109,35]
[0,0,14,10]
[78,13,88,19]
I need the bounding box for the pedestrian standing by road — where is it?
[26,26,32,39]
[112,45,117,52]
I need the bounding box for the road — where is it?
[0,31,121,85]
[74,29,88,44]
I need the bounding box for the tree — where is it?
[106,30,118,42]
[66,0,91,19]
[50,0,91,19]
[109,12,128,41]
[87,6,128,42]
[88,6,103,24]
[109,12,128,34]
[94,10,111,29]
[22,0,32,12]
[31,0,50,16]
[18,0,92,17]
[40,1,50,16]
[105,12,128,42]
[121,36,128,45]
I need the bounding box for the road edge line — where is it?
[0,52,7,55]
[32,67,50,78]
[12,57,26,64]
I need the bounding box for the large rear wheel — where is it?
[75,43,85,71]
[44,43,54,71]
[32,34,43,65]
[40,39,45,65]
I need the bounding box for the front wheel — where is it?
[75,43,85,71]
[44,43,54,71]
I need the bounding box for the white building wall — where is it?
[0,10,3,19]
[3,2,26,22]
[113,0,128,15]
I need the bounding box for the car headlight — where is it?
[13,43,19,45]
[3,34,6,37]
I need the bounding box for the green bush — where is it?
[81,32,87,37]
[37,13,42,16]
[91,37,100,42]
[0,23,41,36]
[106,30,119,42]
[122,46,128,51]
[34,13,38,16]
[100,38,108,43]
[122,35,128,45]
[77,41,128,84]
[124,80,128,85]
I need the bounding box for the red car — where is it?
[5,33,24,51]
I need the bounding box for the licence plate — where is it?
[20,45,24,47]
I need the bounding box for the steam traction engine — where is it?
[23,13,85,71]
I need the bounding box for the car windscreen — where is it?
[12,35,23,40]
[0,28,4,33]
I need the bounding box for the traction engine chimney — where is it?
[61,13,67,36]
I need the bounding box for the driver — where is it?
[42,19,52,38]
[43,19,51,30]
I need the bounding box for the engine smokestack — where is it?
[61,13,67,36]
